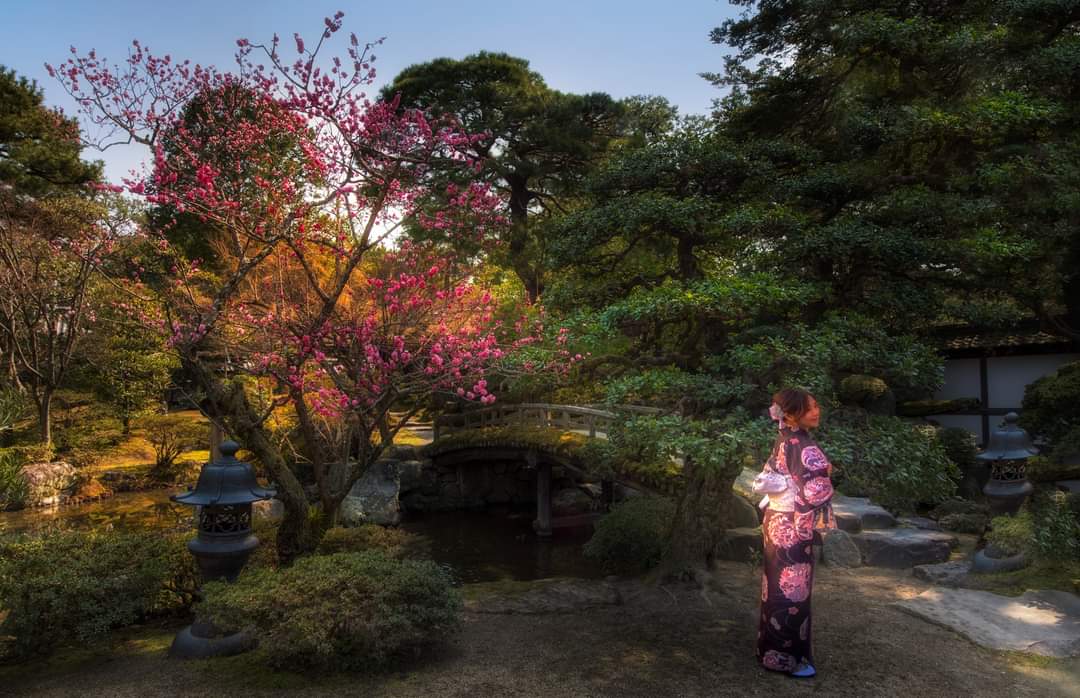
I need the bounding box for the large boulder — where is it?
[21,461,76,507]
[822,529,862,568]
[852,528,958,568]
[340,460,401,526]
[730,494,761,528]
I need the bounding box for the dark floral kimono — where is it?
[756,426,836,673]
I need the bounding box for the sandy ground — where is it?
[4,562,1079,697]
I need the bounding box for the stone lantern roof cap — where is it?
[171,440,276,506]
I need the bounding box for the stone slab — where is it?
[899,516,942,531]
[832,495,896,531]
[894,588,1080,658]
[913,560,971,587]
[852,528,958,568]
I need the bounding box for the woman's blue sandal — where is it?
[790,662,816,678]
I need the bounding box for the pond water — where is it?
[0,493,602,583]
[401,509,603,583]
[0,489,191,536]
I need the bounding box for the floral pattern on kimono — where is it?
[756,427,836,673]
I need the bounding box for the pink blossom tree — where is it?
[51,13,538,560]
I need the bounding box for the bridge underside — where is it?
[430,446,614,536]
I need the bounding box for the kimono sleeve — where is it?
[788,438,836,540]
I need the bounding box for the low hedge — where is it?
[0,529,197,658]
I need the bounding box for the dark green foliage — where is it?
[707,1,1080,336]
[816,415,959,513]
[198,551,462,671]
[0,66,100,196]
[0,448,27,510]
[838,375,890,406]
[0,388,28,443]
[77,292,176,434]
[987,491,1080,563]
[720,313,944,406]
[316,525,428,560]
[584,496,676,573]
[939,513,989,534]
[0,529,196,658]
[986,513,1034,558]
[939,427,979,472]
[1030,490,1080,563]
[1020,361,1080,452]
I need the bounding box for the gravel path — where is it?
[5,563,1078,697]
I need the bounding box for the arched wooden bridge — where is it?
[427,403,671,536]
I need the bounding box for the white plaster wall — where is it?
[928,414,983,437]
[934,358,981,400]
[986,353,1080,409]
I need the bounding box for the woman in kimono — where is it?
[755,388,836,678]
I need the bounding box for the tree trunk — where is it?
[185,357,313,564]
[37,388,53,448]
[660,456,738,578]
[506,174,543,303]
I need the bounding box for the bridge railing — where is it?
[432,403,665,441]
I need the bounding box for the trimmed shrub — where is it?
[584,496,675,573]
[1020,360,1080,450]
[0,529,197,658]
[198,551,462,671]
[316,524,428,559]
[939,427,978,472]
[986,512,1034,557]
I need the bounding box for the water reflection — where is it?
[0,489,191,536]
[400,508,603,583]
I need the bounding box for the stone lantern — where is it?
[977,413,1037,517]
[169,440,275,658]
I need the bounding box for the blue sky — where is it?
[2,1,741,182]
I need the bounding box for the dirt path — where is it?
[4,562,1078,697]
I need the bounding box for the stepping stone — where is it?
[894,588,1080,658]
[832,495,897,533]
[899,516,941,531]
[852,528,958,568]
[913,560,971,587]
